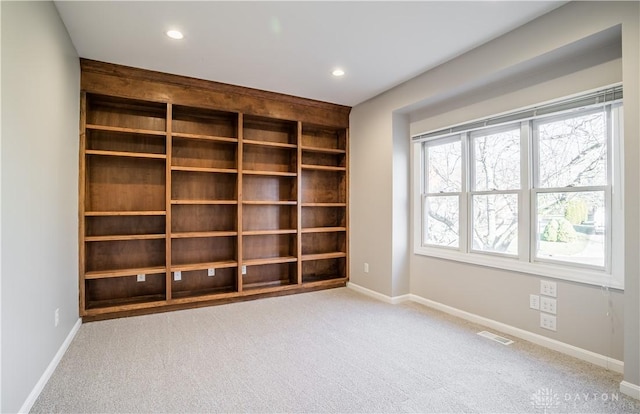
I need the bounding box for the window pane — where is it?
[424,196,459,247]
[426,140,461,193]
[472,194,518,255]
[473,127,520,191]
[536,191,605,267]
[537,110,607,188]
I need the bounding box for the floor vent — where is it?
[477,331,514,345]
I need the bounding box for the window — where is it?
[470,125,521,256]
[413,87,623,288]
[533,109,608,268]
[423,137,462,248]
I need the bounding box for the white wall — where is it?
[1,2,80,412]
[350,1,639,390]
[351,100,395,295]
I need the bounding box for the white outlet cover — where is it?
[207,268,215,277]
[174,271,182,281]
[242,265,247,275]
[529,294,540,310]
[540,280,557,297]
[541,297,557,314]
[540,313,557,331]
[136,274,146,282]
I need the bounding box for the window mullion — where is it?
[605,104,613,274]
[461,132,469,253]
[520,121,531,263]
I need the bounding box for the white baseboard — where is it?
[347,282,624,375]
[346,282,411,304]
[19,318,82,414]
[620,381,640,400]
[410,295,624,374]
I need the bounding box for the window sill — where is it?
[414,246,623,290]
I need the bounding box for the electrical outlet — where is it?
[540,297,557,314]
[174,271,182,281]
[540,280,557,297]
[242,265,247,275]
[529,294,540,310]
[207,268,216,277]
[540,313,557,331]
[54,308,60,327]
[136,274,146,282]
[364,263,369,273]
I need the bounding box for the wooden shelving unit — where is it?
[299,124,349,284]
[79,59,350,320]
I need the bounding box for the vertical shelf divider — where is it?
[296,121,303,285]
[79,91,87,315]
[237,113,244,293]
[165,103,173,302]
[345,128,350,282]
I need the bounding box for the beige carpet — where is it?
[31,287,640,413]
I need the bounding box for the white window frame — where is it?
[412,89,624,289]
[422,135,464,250]
[468,124,523,257]
[531,107,612,272]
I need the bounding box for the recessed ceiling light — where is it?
[166,30,184,40]
[332,69,345,77]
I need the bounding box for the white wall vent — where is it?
[477,331,514,345]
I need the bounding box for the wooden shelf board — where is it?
[242,200,297,205]
[301,227,346,233]
[242,170,297,177]
[302,275,346,284]
[85,210,166,216]
[243,229,297,236]
[301,164,346,172]
[171,166,237,174]
[172,132,238,143]
[85,234,166,242]
[302,277,348,287]
[171,231,237,239]
[301,203,346,207]
[171,287,237,301]
[85,149,166,159]
[85,266,166,280]
[242,280,295,290]
[171,260,237,272]
[86,124,166,136]
[301,252,346,261]
[171,200,237,205]
[84,296,167,313]
[83,280,347,318]
[242,256,298,266]
[242,139,297,149]
[301,145,346,154]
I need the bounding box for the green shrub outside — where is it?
[565,199,588,225]
[542,218,577,242]
[542,219,558,242]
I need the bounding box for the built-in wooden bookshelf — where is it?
[79,59,350,320]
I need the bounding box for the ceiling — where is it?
[54,1,565,107]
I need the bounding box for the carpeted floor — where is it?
[32,287,640,413]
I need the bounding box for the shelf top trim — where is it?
[81,59,350,128]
